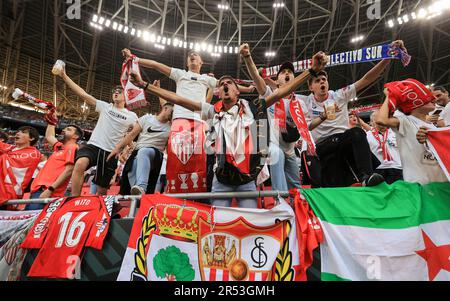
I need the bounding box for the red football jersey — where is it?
[21,196,114,279]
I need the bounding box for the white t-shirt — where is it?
[170,68,217,121]
[261,86,309,157]
[299,84,356,143]
[393,114,447,184]
[135,114,170,152]
[366,129,402,170]
[89,100,138,152]
[442,103,450,126]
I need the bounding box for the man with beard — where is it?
[121,49,254,194]
[128,51,326,207]
[429,86,450,127]
[27,111,83,208]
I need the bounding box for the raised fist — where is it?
[239,43,251,57]
[122,48,133,60]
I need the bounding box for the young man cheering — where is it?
[128,51,325,207]
[299,40,408,187]
[108,101,173,195]
[239,43,328,191]
[54,63,138,196]
[0,126,42,205]
[121,49,254,194]
[27,111,83,209]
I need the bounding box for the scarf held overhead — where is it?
[261,44,411,78]
[121,55,147,110]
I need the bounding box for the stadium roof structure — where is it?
[1,0,449,121]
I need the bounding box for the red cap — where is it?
[384,79,435,114]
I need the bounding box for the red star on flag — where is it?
[415,230,450,281]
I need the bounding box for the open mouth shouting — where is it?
[285,76,290,83]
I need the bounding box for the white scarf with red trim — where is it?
[120,55,147,110]
[370,128,392,162]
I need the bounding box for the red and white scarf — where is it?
[275,94,316,155]
[371,128,392,161]
[120,55,147,110]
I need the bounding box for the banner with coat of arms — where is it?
[117,194,312,281]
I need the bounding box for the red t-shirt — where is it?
[0,142,42,205]
[21,196,114,279]
[31,142,78,197]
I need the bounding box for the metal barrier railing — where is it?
[4,190,291,218]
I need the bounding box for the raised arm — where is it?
[240,43,267,96]
[152,80,168,107]
[45,122,58,148]
[130,72,201,112]
[57,66,97,107]
[374,90,400,129]
[122,48,171,77]
[265,52,328,107]
[354,40,407,93]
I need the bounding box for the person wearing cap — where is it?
[375,79,447,184]
[26,111,83,209]
[297,40,408,187]
[128,51,325,207]
[121,49,254,194]
[54,64,138,196]
[239,43,328,191]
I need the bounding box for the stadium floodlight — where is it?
[130,28,136,36]
[417,8,428,19]
[155,44,165,50]
[411,12,417,19]
[137,30,142,38]
[143,31,150,41]
[117,24,123,31]
[123,26,129,34]
[234,46,239,54]
[265,51,276,57]
[98,17,105,25]
[183,41,188,48]
[218,3,230,10]
[211,53,221,58]
[92,15,99,23]
[112,21,118,30]
[387,19,395,27]
[195,43,201,52]
[397,17,403,25]
[273,2,285,8]
[105,19,111,27]
[402,15,409,23]
[150,33,156,43]
[350,35,364,43]
[161,37,167,45]
[229,46,233,54]
[201,42,207,51]
[207,44,213,53]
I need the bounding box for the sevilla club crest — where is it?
[197,217,285,281]
[171,129,200,165]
